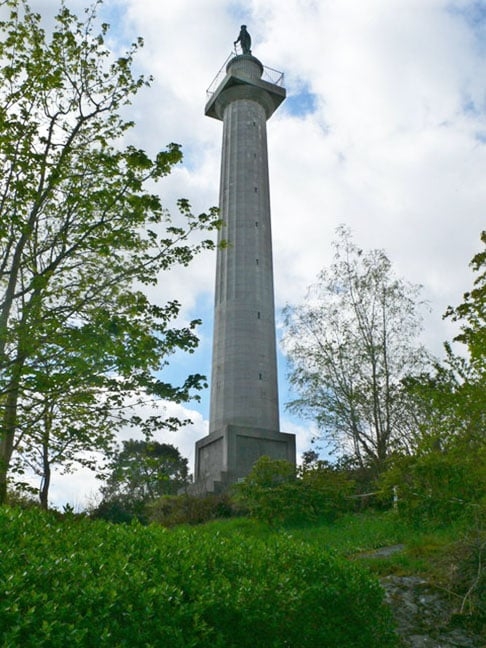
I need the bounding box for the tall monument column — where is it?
[194,36,295,493]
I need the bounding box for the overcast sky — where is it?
[23,0,486,508]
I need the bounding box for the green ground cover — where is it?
[0,506,398,648]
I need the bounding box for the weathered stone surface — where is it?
[381,574,484,647]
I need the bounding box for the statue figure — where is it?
[234,25,251,55]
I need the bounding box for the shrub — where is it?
[232,456,300,524]
[0,506,398,647]
[90,497,148,524]
[448,504,486,633]
[379,449,486,526]
[299,462,355,520]
[233,456,355,525]
[148,493,234,526]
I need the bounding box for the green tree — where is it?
[98,439,189,517]
[404,349,484,452]
[423,230,486,446]
[404,232,486,451]
[382,232,486,524]
[443,230,486,436]
[10,367,115,509]
[446,230,486,371]
[0,1,219,503]
[283,227,430,471]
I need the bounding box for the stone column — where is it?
[194,55,295,492]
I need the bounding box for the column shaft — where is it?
[209,96,280,433]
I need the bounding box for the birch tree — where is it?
[283,227,430,470]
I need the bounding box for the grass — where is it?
[198,509,469,583]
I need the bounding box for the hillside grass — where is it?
[197,509,471,582]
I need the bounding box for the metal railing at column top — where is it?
[206,52,285,99]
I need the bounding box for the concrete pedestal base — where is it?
[193,425,296,494]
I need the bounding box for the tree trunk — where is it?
[39,460,51,510]
[0,363,23,504]
[39,410,52,510]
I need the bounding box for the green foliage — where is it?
[180,508,486,635]
[445,230,486,373]
[148,493,234,527]
[299,461,356,519]
[92,440,191,524]
[390,233,486,528]
[0,507,398,647]
[233,456,299,524]
[90,497,148,525]
[404,346,485,460]
[0,0,219,504]
[449,506,486,633]
[283,226,430,471]
[234,456,355,525]
[104,439,188,497]
[379,446,486,527]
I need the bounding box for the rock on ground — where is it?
[381,574,485,648]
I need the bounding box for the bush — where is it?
[92,492,235,528]
[299,462,355,520]
[0,506,398,647]
[233,456,355,525]
[90,497,148,525]
[232,456,300,524]
[148,493,234,526]
[380,449,486,526]
[449,504,486,633]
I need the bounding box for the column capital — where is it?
[205,57,285,121]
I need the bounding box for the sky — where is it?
[17,0,486,508]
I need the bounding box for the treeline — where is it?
[280,226,485,529]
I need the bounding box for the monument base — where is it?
[192,424,296,494]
